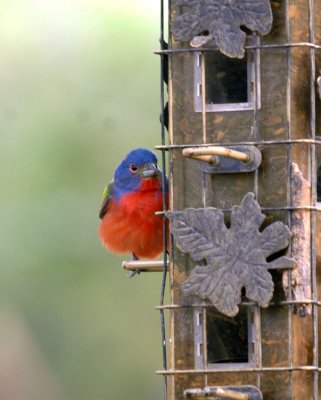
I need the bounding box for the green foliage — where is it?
[0,2,164,399]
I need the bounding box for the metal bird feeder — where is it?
[153,0,321,399]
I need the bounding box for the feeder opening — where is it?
[194,37,260,112]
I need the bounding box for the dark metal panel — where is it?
[172,151,205,209]
[258,145,289,208]
[209,172,255,209]
[290,48,312,140]
[261,305,289,366]
[170,51,203,146]
[259,49,288,141]
[259,371,291,399]
[174,373,206,400]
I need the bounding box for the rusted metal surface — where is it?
[281,163,312,316]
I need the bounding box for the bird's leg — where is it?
[127,253,141,278]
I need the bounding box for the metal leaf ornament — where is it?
[172,0,273,58]
[166,193,295,317]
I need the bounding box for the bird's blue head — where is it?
[113,148,162,201]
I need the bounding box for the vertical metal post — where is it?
[200,51,208,387]
[201,52,208,208]
[159,1,168,398]
[308,1,318,399]
[285,1,294,396]
[252,42,262,390]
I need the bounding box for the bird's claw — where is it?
[127,269,141,278]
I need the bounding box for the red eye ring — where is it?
[129,163,138,173]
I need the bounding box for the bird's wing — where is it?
[99,181,114,219]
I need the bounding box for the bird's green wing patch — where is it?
[99,181,114,219]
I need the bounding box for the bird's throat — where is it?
[140,177,162,192]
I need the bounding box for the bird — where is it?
[98,148,168,262]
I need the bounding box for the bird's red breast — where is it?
[99,178,168,259]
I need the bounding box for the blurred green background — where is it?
[0,1,165,399]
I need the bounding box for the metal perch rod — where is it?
[183,146,251,164]
[184,387,250,399]
[122,260,169,272]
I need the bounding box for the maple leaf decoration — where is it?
[172,0,273,58]
[166,193,296,317]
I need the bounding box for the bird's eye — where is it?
[129,163,138,173]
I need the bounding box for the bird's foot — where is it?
[127,269,141,278]
[127,253,140,278]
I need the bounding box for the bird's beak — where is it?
[141,162,161,178]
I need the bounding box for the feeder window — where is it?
[194,306,256,369]
[194,37,260,112]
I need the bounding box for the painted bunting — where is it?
[98,148,168,260]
